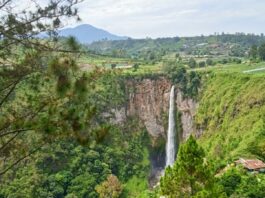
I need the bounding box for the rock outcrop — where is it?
[110,77,199,141]
[126,78,171,138]
[175,91,198,140]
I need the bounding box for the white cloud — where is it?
[73,0,265,38]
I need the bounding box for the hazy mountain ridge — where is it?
[59,24,128,44]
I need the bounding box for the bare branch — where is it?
[0,0,12,10]
[0,131,20,151]
[0,79,19,107]
[0,128,32,138]
[0,69,38,109]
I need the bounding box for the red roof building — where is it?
[235,158,265,171]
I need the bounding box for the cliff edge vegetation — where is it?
[196,72,265,167]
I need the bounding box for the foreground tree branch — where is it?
[0,143,44,176]
[0,0,85,175]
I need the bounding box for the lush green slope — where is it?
[196,72,265,168]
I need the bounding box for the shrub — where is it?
[199,61,206,67]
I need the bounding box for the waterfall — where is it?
[166,86,176,167]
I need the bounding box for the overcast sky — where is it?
[75,0,265,38]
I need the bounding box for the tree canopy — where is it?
[160,135,226,198]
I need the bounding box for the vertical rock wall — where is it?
[124,77,198,141]
[105,76,199,186]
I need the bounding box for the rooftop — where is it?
[235,158,265,170]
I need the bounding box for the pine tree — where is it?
[249,45,258,59]
[0,0,88,176]
[160,135,226,198]
[258,43,265,61]
[188,58,197,68]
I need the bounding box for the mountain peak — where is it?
[59,24,128,44]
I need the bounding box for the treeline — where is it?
[249,43,265,61]
[187,57,242,68]
[162,60,201,98]
[88,34,265,59]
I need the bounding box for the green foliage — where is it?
[48,55,78,96]
[0,55,152,196]
[0,122,151,198]
[0,65,104,174]
[111,63,117,69]
[187,71,201,98]
[133,63,140,72]
[234,174,265,198]
[218,167,265,198]
[88,34,265,60]
[218,168,242,196]
[162,61,201,98]
[96,174,123,198]
[249,45,258,59]
[0,0,81,60]
[206,58,214,66]
[188,58,197,68]
[198,61,206,67]
[0,0,84,177]
[164,62,187,85]
[229,44,246,57]
[121,176,149,198]
[67,173,98,198]
[196,73,265,165]
[65,36,82,52]
[258,43,265,61]
[160,136,226,198]
[248,42,265,61]
[233,58,242,64]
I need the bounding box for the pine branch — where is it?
[0,128,32,138]
[0,79,19,107]
[0,0,11,10]
[0,143,44,176]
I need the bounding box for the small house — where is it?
[235,158,265,172]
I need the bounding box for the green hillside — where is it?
[196,73,265,167]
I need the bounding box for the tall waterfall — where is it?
[166,86,176,167]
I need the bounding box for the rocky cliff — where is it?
[111,77,198,142]
[106,76,199,186]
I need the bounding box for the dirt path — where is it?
[243,67,265,73]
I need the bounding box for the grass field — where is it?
[79,53,265,76]
[192,62,265,75]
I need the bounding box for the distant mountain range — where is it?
[58,24,128,44]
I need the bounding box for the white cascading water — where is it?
[166,86,176,167]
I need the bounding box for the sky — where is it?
[74,0,265,38]
[13,0,265,39]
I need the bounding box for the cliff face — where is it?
[126,78,170,139]
[175,91,198,140]
[112,77,198,141]
[107,77,199,186]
